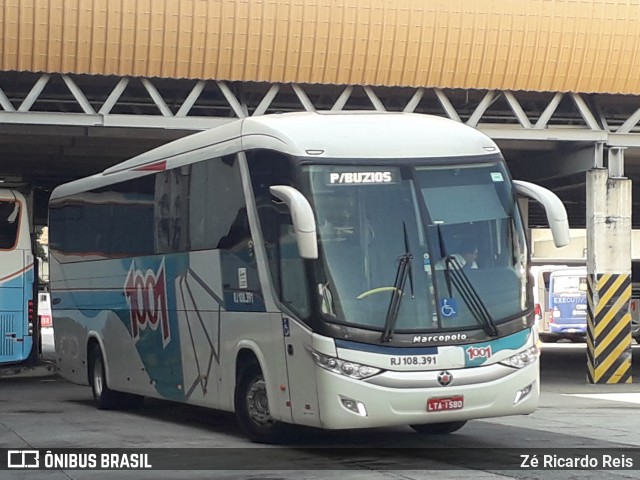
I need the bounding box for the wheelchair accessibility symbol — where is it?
[439,298,458,317]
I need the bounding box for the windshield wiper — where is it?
[434,224,497,336]
[381,223,414,343]
[444,255,498,337]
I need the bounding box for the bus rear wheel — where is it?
[410,421,467,434]
[235,365,290,444]
[89,346,143,410]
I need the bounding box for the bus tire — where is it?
[410,421,467,434]
[539,334,559,343]
[89,347,121,409]
[235,365,289,444]
[89,346,143,410]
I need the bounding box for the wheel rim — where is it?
[246,377,273,426]
[93,357,104,398]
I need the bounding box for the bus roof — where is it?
[550,267,587,277]
[51,111,499,200]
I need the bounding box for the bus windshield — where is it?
[303,160,528,335]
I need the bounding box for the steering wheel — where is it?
[356,286,400,299]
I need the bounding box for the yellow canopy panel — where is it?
[2,0,640,94]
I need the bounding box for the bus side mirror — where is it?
[513,180,570,248]
[269,185,319,259]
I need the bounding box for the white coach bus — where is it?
[49,112,569,443]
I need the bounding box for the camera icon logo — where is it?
[7,450,40,469]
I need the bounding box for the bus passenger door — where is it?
[277,223,321,427]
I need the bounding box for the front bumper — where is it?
[315,360,539,429]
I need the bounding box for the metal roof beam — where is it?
[617,107,640,134]
[62,75,96,115]
[292,84,316,112]
[18,74,50,112]
[217,81,247,118]
[141,79,173,117]
[99,78,129,115]
[364,86,386,111]
[176,81,206,118]
[434,88,461,122]
[0,87,16,112]
[331,86,353,111]
[403,88,424,113]
[504,91,532,129]
[534,92,564,129]
[253,84,280,116]
[571,93,600,131]
[467,91,497,127]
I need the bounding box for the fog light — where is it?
[340,396,368,416]
[513,383,533,405]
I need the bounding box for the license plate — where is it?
[427,395,464,412]
[389,355,437,367]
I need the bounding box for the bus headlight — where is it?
[499,345,539,369]
[310,350,382,379]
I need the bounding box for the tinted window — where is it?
[188,156,246,251]
[49,178,155,258]
[0,200,20,249]
[50,155,249,261]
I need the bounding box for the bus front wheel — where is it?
[235,366,290,444]
[410,421,467,434]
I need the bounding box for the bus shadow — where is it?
[67,392,637,450]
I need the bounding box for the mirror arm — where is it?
[513,180,570,248]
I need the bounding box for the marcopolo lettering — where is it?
[413,333,467,343]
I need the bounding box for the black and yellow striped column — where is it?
[586,273,632,384]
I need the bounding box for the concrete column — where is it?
[586,154,632,383]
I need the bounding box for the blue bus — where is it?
[540,267,587,342]
[0,189,36,364]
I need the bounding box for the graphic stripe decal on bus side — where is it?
[0,264,33,284]
[587,273,632,384]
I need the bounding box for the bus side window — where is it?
[188,155,246,252]
[155,168,189,253]
[0,201,19,249]
[217,207,252,255]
